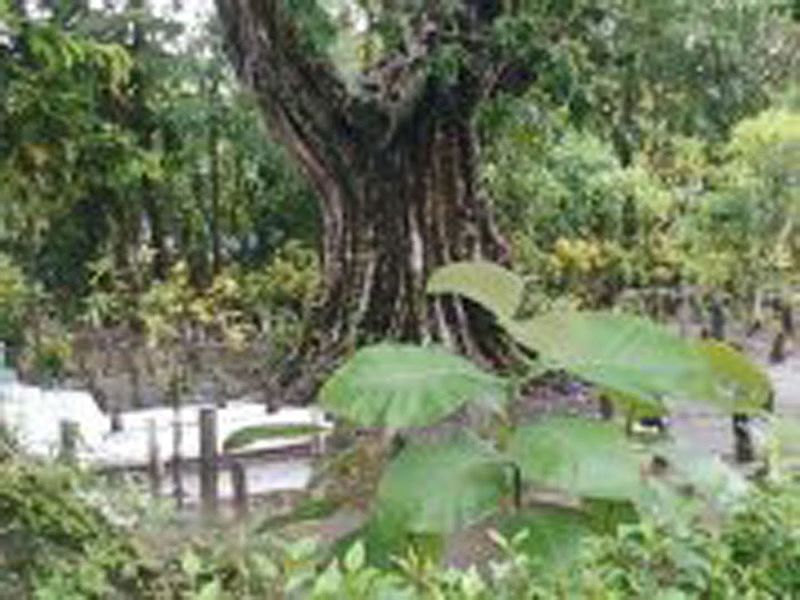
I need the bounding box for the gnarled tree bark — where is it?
[215,0,522,402]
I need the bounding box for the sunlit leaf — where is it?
[508,417,645,501]
[319,343,509,428]
[506,311,715,405]
[697,341,772,414]
[427,261,525,320]
[635,442,749,524]
[373,432,511,536]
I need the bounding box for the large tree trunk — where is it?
[314,117,504,352]
[215,0,514,402]
[271,111,509,403]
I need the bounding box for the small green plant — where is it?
[310,261,772,567]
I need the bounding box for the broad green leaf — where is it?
[360,521,444,568]
[427,261,524,320]
[320,343,509,428]
[223,424,327,453]
[660,444,749,511]
[697,341,772,414]
[508,417,645,501]
[374,432,511,536]
[506,311,714,405]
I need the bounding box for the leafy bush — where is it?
[0,253,34,348]
[682,107,800,293]
[241,240,320,313]
[21,329,73,383]
[486,126,685,305]
[240,240,320,357]
[0,460,145,599]
[168,482,800,599]
[2,448,800,599]
[720,482,800,595]
[485,104,800,307]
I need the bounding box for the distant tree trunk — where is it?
[215,0,518,401]
[142,131,169,280]
[130,0,169,280]
[208,83,222,276]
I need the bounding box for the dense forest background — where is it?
[0,0,798,402]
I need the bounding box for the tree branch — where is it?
[356,1,513,144]
[214,0,364,183]
[215,0,531,153]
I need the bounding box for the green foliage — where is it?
[683,108,800,291]
[698,341,773,414]
[138,262,252,349]
[720,482,800,595]
[0,4,316,325]
[0,460,144,598]
[24,329,73,383]
[240,241,320,314]
[3,450,800,599]
[551,484,800,598]
[485,87,800,306]
[320,343,508,428]
[427,260,524,321]
[311,261,775,568]
[429,261,769,416]
[508,418,644,501]
[373,432,511,538]
[493,507,594,570]
[485,125,685,304]
[0,254,33,346]
[244,482,800,599]
[507,310,713,405]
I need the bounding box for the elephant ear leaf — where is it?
[319,343,509,428]
[427,261,525,321]
[506,311,715,405]
[697,341,772,414]
[373,432,511,537]
[508,417,645,501]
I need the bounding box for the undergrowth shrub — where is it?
[0,253,34,350]
[3,450,800,599]
[0,460,146,599]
